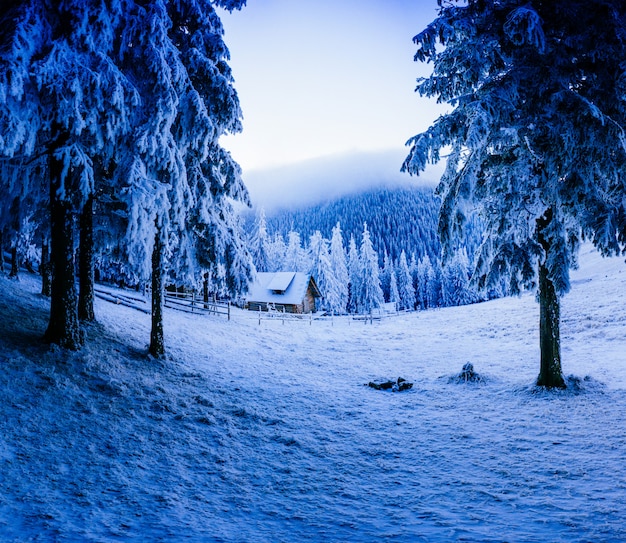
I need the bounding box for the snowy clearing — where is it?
[1,245,626,542]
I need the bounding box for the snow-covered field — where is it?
[1,245,626,542]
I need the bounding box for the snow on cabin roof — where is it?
[266,272,296,292]
[247,272,319,306]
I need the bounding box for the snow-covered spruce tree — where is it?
[409,253,419,309]
[397,249,416,311]
[358,222,384,314]
[113,0,248,357]
[308,230,332,312]
[415,255,432,309]
[427,258,443,309]
[403,0,626,388]
[249,208,271,273]
[284,231,307,272]
[166,0,252,298]
[0,0,136,348]
[267,232,286,273]
[328,222,349,314]
[380,249,393,302]
[388,264,400,311]
[346,234,360,314]
[114,0,181,357]
[442,249,472,308]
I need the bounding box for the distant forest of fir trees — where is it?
[245,186,507,315]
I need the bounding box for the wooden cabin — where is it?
[246,272,321,314]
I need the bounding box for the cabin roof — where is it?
[266,272,296,292]
[247,272,320,306]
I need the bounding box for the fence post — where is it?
[228,301,230,321]
[191,291,195,313]
[258,307,261,326]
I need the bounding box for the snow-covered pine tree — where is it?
[347,234,360,314]
[426,258,443,310]
[409,253,419,309]
[108,0,249,356]
[358,222,384,314]
[397,249,415,311]
[284,231,306,272]
[0,0,137,348]
[115,0,182,356]
[328,222,349,314]
[249,208,271,273]
[443,249,471,307]
[308,231,332,312]
[267,232,286,273]
[388,264,400,311]
[380,249,393,303]
[415,255,432,309]
[403,0,626,388]
[167,0,252,297]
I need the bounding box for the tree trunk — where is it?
[536,208,566,389]
[44,132,82,350]
[203,271,209,304]
[149,228,165,357]
[9,245,18,278]
[41,237,52,297]
[78,195,95,321]
[0,230,4,275]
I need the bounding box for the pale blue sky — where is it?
[218,0,445,208]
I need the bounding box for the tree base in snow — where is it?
[536,371,566,389]
[367,377,413,392]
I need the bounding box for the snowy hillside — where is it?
[1,244,626,542]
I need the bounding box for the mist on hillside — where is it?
[242,148,443,213]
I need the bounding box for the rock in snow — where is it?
[367,377,413,392]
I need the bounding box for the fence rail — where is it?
[94,286,150,314]
[164,291,230,320]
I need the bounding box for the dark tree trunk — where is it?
[9,245,18,278]
[203,271,209,304]
[536,208,566,389]
[78,195,95,322]
[0,230,4,275]
[44,131,82,350]
[149,228,165,357]
[41,237,52,297]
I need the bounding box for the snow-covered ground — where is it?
[1,244,625,542]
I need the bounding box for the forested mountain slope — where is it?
[260,185,481,263]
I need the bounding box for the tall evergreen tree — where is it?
[403,0,626,387]
[0,0,137,348]
[443,249,472,307]
[249,208,271,273]
[308,231,332,312]
[397,250,416,311]
[416,254,432,309]
[267,232,286,273]
[358,222,384,313]
[380,249,393,303]
[284,230,306,272]
[388,264,400,310]
[328,222,349,314]
[347,234,360,314]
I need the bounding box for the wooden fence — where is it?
[94,286,150,314]
[164,291,230,320]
